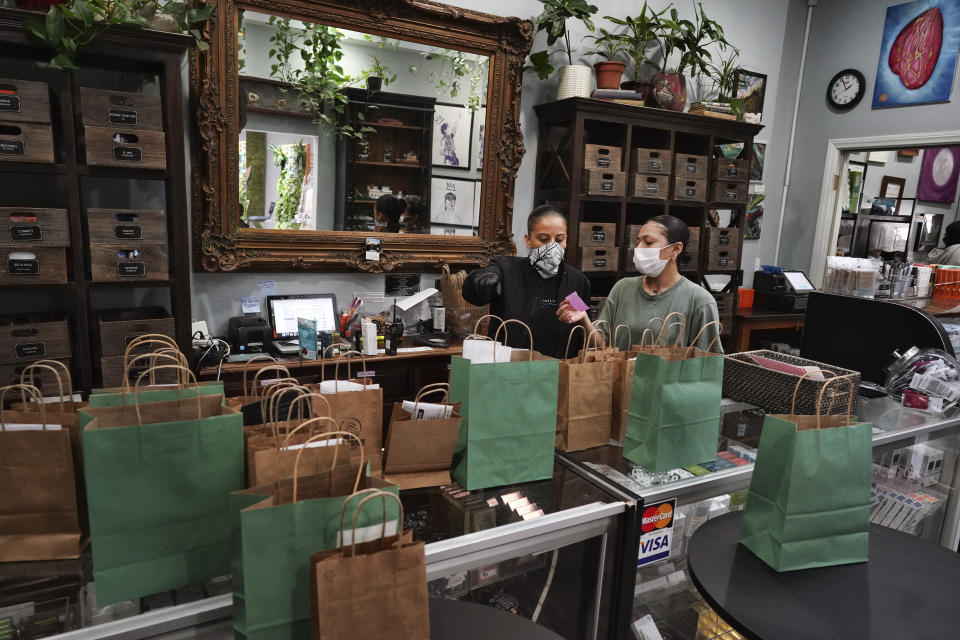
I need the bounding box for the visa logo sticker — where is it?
[638,498,676,566]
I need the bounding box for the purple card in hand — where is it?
[565,292,590,312]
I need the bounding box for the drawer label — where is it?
[115,224,142,240]
[685,187,697,197]
[719,234,730,245]
[0,140,25,156]
[726,188,738,200]
[600,181,614,191]
[726,167,740,177]
[117,261,146,277]
[108,109,139,126]
[595,157,611,168]
[0,95,21,112]
[591,230,607,243]
[718,256,730,266]
[10,225,42,241]
[15,342,46,359]
[648,159,663,171]
[685,162,698,174]
[7,258,39,274]
[645,183,660,196]
[592,256,607,268]
[113,146,143,162]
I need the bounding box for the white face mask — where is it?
[633,245,674,277]
[528,241,565,279]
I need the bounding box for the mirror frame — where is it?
[190,0,532,273]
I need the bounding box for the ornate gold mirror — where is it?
[191,0,532,272]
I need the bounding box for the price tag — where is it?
[241,296,260,314]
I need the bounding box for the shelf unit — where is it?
[533,98,763,337]
[335,87,435,232]
[0,9,192,394]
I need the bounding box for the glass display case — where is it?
[0,457,634,640]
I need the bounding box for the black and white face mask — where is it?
[528,242,565,279]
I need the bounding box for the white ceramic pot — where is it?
[557,65,592,100]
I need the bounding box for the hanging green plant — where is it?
[23,0,212,70]
[271,141,307,231]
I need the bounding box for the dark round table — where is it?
[687,511,960,640]
[430,598,564,639]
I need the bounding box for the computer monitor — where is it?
[267,294,338,338]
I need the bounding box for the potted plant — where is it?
[584,27,627,90]
[652,2,732,111]
[363,54,397,93]
[526,0,598,100]
[605,2,669,100]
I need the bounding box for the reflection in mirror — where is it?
[236,10,491,235]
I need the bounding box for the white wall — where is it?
[779,0,960,275]
[190,0,800,335]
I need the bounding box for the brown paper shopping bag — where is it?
[247,414,352,487]
[0,384,82,561]
[383,383,461,489]
[310,491,429,640]
[225,356,294,413]
[557,327,616,451]
[309,351,383,473]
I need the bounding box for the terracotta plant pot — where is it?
[652,73,687,111]
[593,61,626,90]
[620,79,654,104]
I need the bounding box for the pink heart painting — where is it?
[888,7,944,89]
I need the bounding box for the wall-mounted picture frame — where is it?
[898,148,920,158]
[734,69,767,122]
[749,142,766,182]
[475,107,486,171]
[430,177,476,226]
[432,103,474,170]
[879,175,907,213]
[918,146,960,202]
[868,150,890,164]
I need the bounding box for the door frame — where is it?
[810,130,960,286]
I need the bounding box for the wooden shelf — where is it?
[0,162,68,174]
[707,201,749,207]
[77,165,170,180]
[627,197,669,205]
[364,122,424,131]
[580,194,625,203]
[352,161,426,169]
[86,279,175,289]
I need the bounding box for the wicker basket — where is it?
[723,350,861,416]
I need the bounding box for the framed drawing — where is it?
[476,107,486,171]
[873,0,960,108]
[880,175,907,213]
[749,142,766,181]
[734,69,767,122]
[430,177,476,226]
[432,103,474,170]
[918,146,960,202]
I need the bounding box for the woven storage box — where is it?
[722,350,860,415]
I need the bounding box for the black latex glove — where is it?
[474,271,502,300]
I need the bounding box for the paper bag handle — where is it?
[412,388,452,416]
[789,369,837,419]
[19,360,73,406]
[656,312,686,346]
[280,415,339,450]
[683,320,723,358]
[493,319,534,362]
[473,314,504,337]
[241,356,281,396]
[133,365,201,425]
[349,491,404,556]
[251,365,292,397]
[268,384,311,422]
[415,382,449,402]
[292,430,364,502]
[815,375,856,429]
[121,351,188,392]
[17,362,67,409]
[330,350,371,390]
[592,319,611,344]
[564,324,587,359]
[613,324,632,349]
[259,381,305,429]
[122,336,180,371]
[579,329,608,363]
[0,384,45,429]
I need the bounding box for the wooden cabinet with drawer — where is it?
[673,153,708,179]
[578,222,617,247]
[0,78,51,123]
[0,358,71,391]
[581,169,626,197]
[79,88,163,131]
[87,209,167,245]
[0,208,69,247]
[89,244,168,281]
[706,227,740,270]
[1,247,68,284]
[580,247,619,272]
[0,122,54,164]
[673,177,707,202]
[584,144,622,171]
[83,126,166,169]
[0,316,70,365]
[98,308,175,357]
[631,148,672,175]
[630,174,669,199]
[711,181,748,204]
[712,158,749,182]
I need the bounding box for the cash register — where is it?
[753,267,816,312]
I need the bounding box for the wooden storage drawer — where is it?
[0,208,69,247]
[0,78,51,123]
[673,177,707,201]
[578,222,617,247]
[584,144,622,171]
[98,309,175,357]
[0,316,70,365]
[713,158,749,182]
[707,247,739,270]
[83,126,166,169]
[713,293,736,315]
[630,174,669,199]
[0,358,71,391]
[89,244,168,281]
[707,228,740,270]
[712,181,748,204]
[1,247,67,285]
[80,88,163,131]
[100,355,177,388]
[631,148,672,175]
[708,227,738,250]
[580,247,619,272]
[674,153,708,179]
[581,169,626,197]
[0,122,54,164]
[88,209,167,244]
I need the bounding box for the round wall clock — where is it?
[827,69,866,110]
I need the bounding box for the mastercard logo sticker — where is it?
[641,503,674,533]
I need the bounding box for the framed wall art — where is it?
[918,146,960,202]
[432,103,474,170]
[734,70,767,122]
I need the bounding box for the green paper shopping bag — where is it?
[625,318,723,472]
[89,348,224,407]
[739,374,872,571]
[79,365,244,605]
[232,429,399,640]
[450,318,559,490]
